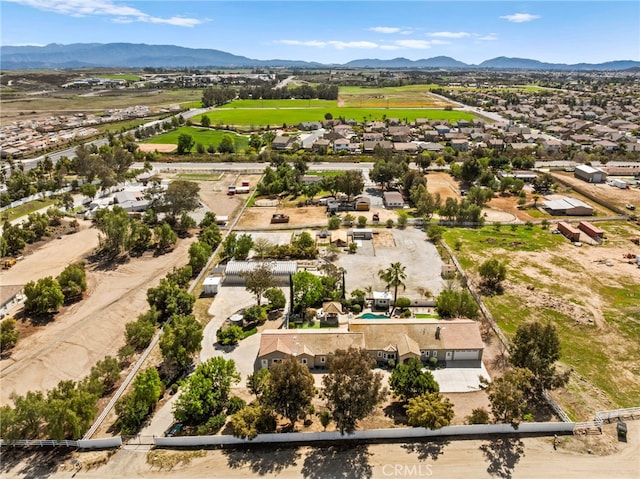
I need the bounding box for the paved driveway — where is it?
[431,361,491,393]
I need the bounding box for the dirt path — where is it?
[0,237,195,404]
[15,422,638,478]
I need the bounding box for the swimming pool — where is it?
[358,313,390,319]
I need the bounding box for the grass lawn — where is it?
[443,222,640,417]
[176,173,224,181]
[414,313,440,319]
[291,321,339,329]
[143,126,249,150]
[2,198,57,222]
[196,106,475,128]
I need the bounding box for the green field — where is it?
[443,223,640,418]
[143,127,249,150]
[196,107,474,129]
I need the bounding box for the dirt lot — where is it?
[552,172,640,212]
[0,236,195,405]
[426,171,462,202]
[236,205,330,229]
[138,143,176,153]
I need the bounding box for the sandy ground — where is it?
[552,172,640,212]
[0,220,99,289]
[191,174,249,219]
[236,205,330,229]
[5,421,637,479]
[0,236,195,405]
[426,171,462,202]
[137,143,176,153]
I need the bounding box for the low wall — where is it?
[77,437,122,449]
[0,437,121,449]
[154,422,575,448]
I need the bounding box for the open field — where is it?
[339,84,454,108]
[142,127,249,150]
[551,171,640,212]
[219,99,337,109]
[0,89,202,123]
[443,222,640,419]
[196,106,476,128]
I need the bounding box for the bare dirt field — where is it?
[191,175,249,219]
[487,193,539,222]
[426,171,462,202]
[0,236,195,405]
[0,220,99,289]
[552,172,640,212]
[7,421,637,479]
[137,143,176,153]
[236,205,330,229]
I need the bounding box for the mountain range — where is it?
[1,43,638,71]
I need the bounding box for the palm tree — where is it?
[378,262,407,315]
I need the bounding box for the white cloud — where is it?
[6,0,203,27]
[380,45,400,50]
[394,39,432,50]
[276,40,378,50]
[369,26,401,34]
[428,31,471,39]
[500,13,541,23]
[477,33,498,41]
[430,39,451,46]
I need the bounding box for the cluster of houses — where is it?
[1,105,175,159]
[271,112,640,157]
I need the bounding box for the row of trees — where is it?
[22,262,88,318]
[0,356,121,441]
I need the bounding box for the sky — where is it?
[1,1,639,65]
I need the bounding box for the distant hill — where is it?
[1,43,638,71]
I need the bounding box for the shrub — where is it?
[466,407,490,424]
[227,396,247,415]
[352,304,361,314]
[328,216,341,230]
[216,325,244,346]
[386,218,395,228]
[196,414,226,435]
[243,305,266,325]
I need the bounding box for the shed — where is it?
[441,263,457,279]
[372,291,392,310]
[557,222,581,242]
[203,276,222,295]
[575,164,607,183]
[350,228,373,240]
[578,221,604,240]
[224,260,297,285]
[383,191,405,209]
[330,230,349,247]
[543,197,593,216]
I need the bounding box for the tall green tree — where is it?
[434,287,479,319]
[57,262,87,303]
[378,262,407,314]
[177,133,195,155]
[405,392,454,429]
[94,206,133,258]
[0,317,20,351]
[188,241,213,274]
[510,321,568,394]
[115,367,163,434]
[147,279,195,320]
[173,357,240,424]
[389,358,440,402]
[24,276,64,317]
[154,222,178,251]
[159,314,203,372]
[242,263,274,306]
[323,347,387,435]
[478,258,507,292]
[481,367,534,428]
[264,358,315,428]
[160,180,200,219]
[292,271,323,314]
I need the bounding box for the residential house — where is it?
[372,291,392,310]
[383,191,405,208]
[272,135,293,150]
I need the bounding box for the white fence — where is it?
[0,437,121,449]
[595,407,640,424]
[154,422,575,448]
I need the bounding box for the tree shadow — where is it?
[224,444,301,476]
[401,438,450,461]
[301,443,372,479]
[479,437,525,479]
[90,253,130,271]
[0,448,73,479]
[383,401,408,425]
